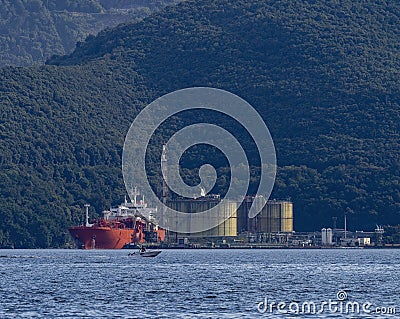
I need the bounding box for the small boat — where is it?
[128,250,162,257]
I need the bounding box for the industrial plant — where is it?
[160,195,390,249]
[165,195,294,247]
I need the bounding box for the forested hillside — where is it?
[1,0,399,247]
[0,0,181,66]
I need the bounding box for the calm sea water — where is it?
[0,249,399,318]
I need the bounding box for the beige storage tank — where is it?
[280,201,293,233]
[167,197,237,238]
[250,199,293,233]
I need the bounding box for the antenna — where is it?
[162,144,168,206]
[161,144,170,242]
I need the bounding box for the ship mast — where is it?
[84,204,90,227]
[132,186,139,206]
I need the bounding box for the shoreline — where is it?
[123,243,400,250]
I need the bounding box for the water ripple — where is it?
[0,249,398,318]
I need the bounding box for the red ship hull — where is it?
[68,225,165,249]
[68,226,139,249]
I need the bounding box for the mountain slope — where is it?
[1,0,400,247]
[0,0,182,66]
[49,0,400,227]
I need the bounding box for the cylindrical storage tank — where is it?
[223,201,237,236]
[208,200,237,237]
[255,205,268,233]
[236,197,252,233]
[255,200,293,233]
[321,228,327,245]
[326,228,333,245]
[267,202,281,233]
[168,198,237,237]
[280,202,293,232]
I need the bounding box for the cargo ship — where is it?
[68,190,165,249]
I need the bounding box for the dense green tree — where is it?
[0,0,182,67]
[0,0,400,247]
